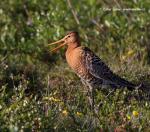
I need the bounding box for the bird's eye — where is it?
[68,36,70,38]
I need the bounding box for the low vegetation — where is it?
[0,0,150,131]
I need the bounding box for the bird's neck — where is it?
[67,42,81,51]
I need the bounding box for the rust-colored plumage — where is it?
[48,31,136,109]
[48,31,135,90]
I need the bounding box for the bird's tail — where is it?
[115,76,150,91]
[112,74,137,90]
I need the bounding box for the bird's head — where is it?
[48,31,80,52]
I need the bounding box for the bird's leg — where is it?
[80,79,93,108]
[87,86,95,111]
[81,79,95,112]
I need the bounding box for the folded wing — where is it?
[83,47,135,90]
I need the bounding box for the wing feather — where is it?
[83,47,135,89]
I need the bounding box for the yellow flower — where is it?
[76,112,83,116]
[126,115,131,120]
[127,50,134,57]
[132,111,139,117]
[62,110,68,116]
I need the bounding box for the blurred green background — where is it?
[0,0,150,131]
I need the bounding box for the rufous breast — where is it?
[65,46,88,76]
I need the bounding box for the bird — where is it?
[48,31,137,109]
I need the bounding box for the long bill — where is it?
[50,43,66,52]
[48,38,64,46]
[48,38,66,52]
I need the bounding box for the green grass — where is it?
[0,0,150,131]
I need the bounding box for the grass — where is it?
[0,0,150,131]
